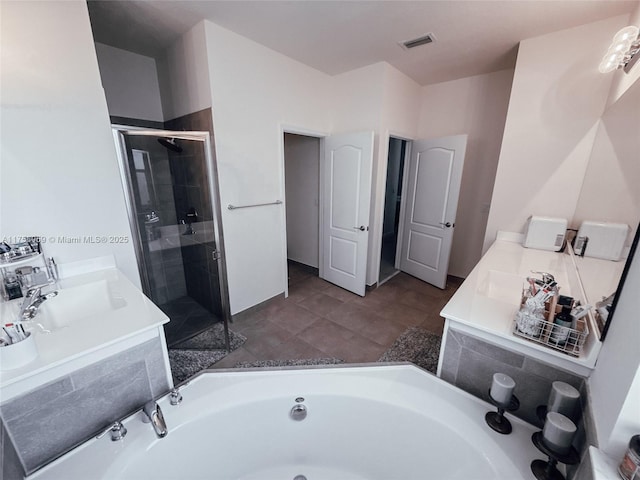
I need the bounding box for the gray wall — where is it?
[0,337,170,478]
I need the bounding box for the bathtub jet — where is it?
[290,403,307,421]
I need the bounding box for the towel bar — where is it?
[227,200,282,210]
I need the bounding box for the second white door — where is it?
[321,131,374,296]
[399,135,467,289]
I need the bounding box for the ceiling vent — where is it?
[400,33,436,50]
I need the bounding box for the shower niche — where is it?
[113,116,230,349]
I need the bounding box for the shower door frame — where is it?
[111,125,232,350]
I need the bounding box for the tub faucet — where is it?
[142,401,168,438]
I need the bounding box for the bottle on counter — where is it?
[619,434,640,480]
[3,274,23,300]
[549,306,573,345]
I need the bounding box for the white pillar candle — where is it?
[542,412,577,455]
[490,373,515,405]
[547,381,580,419]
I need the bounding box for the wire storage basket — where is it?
[513,292,589,357]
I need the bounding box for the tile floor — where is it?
[160,296,221,347]
[210,262,463,368]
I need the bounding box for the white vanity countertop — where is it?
[587,446,623,480]
[0,267,169,390]
[573,254,625,306]
[440,237,601,374]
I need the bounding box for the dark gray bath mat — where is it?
[169,349,231,384]
[169,324,247,384]
[378,327,442,374]
[234,358,344,368]
[172,322,246,350]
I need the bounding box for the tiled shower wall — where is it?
[165,109,223,317]
[125,135,187,305]
[0,337,170,478]
[119,109,223,317]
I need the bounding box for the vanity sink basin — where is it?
[476,270,524,304]
[37,279,126,330]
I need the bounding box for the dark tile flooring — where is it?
[210,261,463,368]
[160,296,221,347]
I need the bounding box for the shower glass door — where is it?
[113,128,230,350]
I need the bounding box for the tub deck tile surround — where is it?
[1,422,23,480]
[0,377,74,420]
[441,326,591,480]
[8,361,151,471]
[0,337,170,478]
[451,329,526,368]
[443,328,586,425]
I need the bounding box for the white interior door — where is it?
[321,131,374,296]
[399,135,467,289]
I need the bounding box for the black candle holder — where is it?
[530,431,579,480]
[536,405,548,423]
[485,390,520,435]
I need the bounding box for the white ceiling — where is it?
[87,0,637,86]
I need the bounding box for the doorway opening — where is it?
[283,132,321,287]
[282,129,374,296]
[379,137,409,285]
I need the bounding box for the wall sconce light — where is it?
[599,25,640,74]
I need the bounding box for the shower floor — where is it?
[159,296,221,347]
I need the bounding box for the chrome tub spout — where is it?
[142,401,168,438]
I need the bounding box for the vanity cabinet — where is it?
[0,264,172,399]
[0,261,172,476]
[437,233,604,426]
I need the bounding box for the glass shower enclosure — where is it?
[112,127,230,350]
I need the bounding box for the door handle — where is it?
[353,226,368,231]
[439,222,453,228]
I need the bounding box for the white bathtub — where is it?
[30,365,542,479]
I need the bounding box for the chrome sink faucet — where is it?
[142,401,168,438]
[19,287,41,318]
[20,287,58,320]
